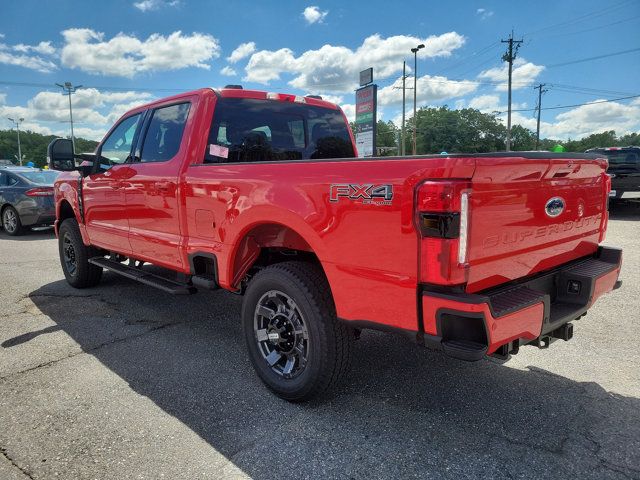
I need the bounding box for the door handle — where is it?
[155,181,173,192]
[109,181,122,190]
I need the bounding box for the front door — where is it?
[124,102,191,269]
[83,113,142,253]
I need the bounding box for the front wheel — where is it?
[58,218,103,288]
[2,206,24,236]
[242,261,353,402]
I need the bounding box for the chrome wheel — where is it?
[254,290,309,379]
[3,208,18,233]
[62,232,77,276]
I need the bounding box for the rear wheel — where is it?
[58,218,103,288]
[242,261,353,402]
[2,206,24,236]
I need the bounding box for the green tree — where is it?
[510,124,536,151]
[618,132,640,146]
[406,106,506,154]
[0,130,99,168]
[376,120,398,156]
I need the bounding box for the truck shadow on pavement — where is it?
[19,276,640,479]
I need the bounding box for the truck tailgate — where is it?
[466,156,608,293]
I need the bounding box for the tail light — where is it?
[416,180,471,285]
[25,187,54,197]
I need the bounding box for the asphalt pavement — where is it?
[0,203,638,479]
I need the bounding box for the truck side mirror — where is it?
[47,138,76,171]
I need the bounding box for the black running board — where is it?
[89,257,197,295]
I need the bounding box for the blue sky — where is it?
[1,0,639,141]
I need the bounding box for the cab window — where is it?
[100,114,142,166]
[140,103,190,163]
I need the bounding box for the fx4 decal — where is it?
[329,184,393,205]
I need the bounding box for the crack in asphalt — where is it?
[1,447,34,480]
[0,321,185,382]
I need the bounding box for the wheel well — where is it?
[0,203,11,217]
[58,200,76,223]
[231,223,321,288]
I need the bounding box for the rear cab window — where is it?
[16,171,60,185]
[591,148,640,169]
[204,98,354,163]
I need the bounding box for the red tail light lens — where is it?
[25,187,54,197]
[416,181,471,286]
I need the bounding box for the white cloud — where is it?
[317,94,344,104]
[133,0,179,12]
[468,94,501,111]
[13,41,56,55]
[303,6,328,24]
[465,94,640,139]
[476,8,494,20]
[0,40,57,73]
[478,58,545,91]
[0,89,155,141]
[60,29,220,77]
[542,100,640,139]
[227,41,256,63]
[377,74,478,107]
[0,93,6,104]
[220,65,237,76]
[340,103,356,122]
[244,32,465,93]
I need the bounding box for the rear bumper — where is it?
[20,211,56,227]
[421,246,622,360]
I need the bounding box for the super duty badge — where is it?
[329,184,393,205]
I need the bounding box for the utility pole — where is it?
[56,82,82,152]
[534,83,548,150]
[401,61,406,156]
[411,43,425,155]
[501,31,523,152]
[7,117,24,166]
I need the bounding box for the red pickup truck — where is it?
[48,87,622,401]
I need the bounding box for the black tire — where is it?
[58,218,103,288]
[242,261,353,402]
[2,206,25,236]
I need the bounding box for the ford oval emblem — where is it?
[545,197,565,218]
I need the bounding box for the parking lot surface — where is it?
[0,204,638,480]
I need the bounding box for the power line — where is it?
[495,94,640,114]
[546,47,640,68]
[535,13,640,39]
[522,0,635,37]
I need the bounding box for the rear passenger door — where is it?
[124,101,191,269]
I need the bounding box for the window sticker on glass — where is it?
[210,144,229,158]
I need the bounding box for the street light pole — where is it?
[410,44,424,155]
[56,82,82,152]
[7,117,24,166]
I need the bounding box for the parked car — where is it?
[48,87,621,401]
[586,146,640,202]
[0,166,60,235]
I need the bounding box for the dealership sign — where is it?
[355,83,377,157]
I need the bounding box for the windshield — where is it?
[593,149,640,168]
[204,98,354,163]
[17,170,60,185]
